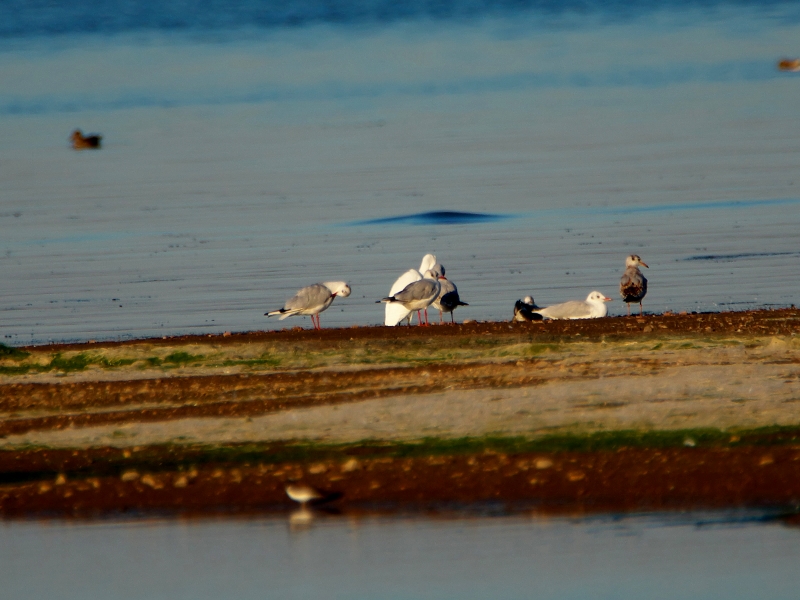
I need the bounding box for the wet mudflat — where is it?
[3,440,800,518]
[0,308,798,517]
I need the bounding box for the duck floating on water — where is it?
[71,129,102,150]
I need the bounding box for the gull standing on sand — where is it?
[385,254,438,326]
[533,291,612,320]
[378,269,441,326]
[431,267,468,324]
[619,255,649,316]
[513,296,543,322]
[266,281,351,330]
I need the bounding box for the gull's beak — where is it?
[640,261,649,268]
[604,297,612,302]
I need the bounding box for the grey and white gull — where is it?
[533,291,612,320]
[431,266,468,324]
[384,254,438,326]
[378,269,441,326]
[266,281,351,330]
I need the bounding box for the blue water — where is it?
[2,511,799,600]
[3,0,797,38]
[1,0,799,343]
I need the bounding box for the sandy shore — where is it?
[1,308,799,516]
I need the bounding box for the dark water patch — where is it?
[352,210,511,226]
[1,0,799,39]
[683,251,800,262]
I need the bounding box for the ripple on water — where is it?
[683,251,800,262]
[352,211,512,226]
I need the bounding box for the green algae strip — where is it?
[0,334,791,379]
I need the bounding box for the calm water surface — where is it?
[1,1,799,343]
[2,511,799,599]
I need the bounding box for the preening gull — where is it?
[378,269,441,326]
[385,254,438,326]
[513,296,543,322]
[431,270,468,324]
[619,255,648,316]
[533,291,612,320]
[266,281,351,330]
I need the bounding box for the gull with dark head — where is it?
[513,296,543,322]
[533,291,612,320]
[619,255,648,316]
[266,281,351,330]
[378,269,441,326]
[431,266,468,324]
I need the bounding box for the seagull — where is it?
[71,129,102,150]
[533,291,612,320]
[377,269,441,326]
[619,255,648,316]
[513,296,543,322]
[266,281,351,330]
[431,268,468,324]
[385,254,438,326]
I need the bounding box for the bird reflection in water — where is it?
[289,506,316,528]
